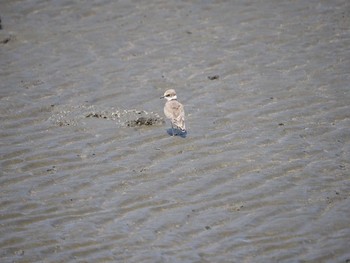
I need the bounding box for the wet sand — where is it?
[1,0,350,262]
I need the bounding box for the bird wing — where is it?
[171,102,185,130]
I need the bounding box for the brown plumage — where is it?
[161,89,186,135]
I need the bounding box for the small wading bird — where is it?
[160,89,186,136]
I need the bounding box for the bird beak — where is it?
[160,96,164,99]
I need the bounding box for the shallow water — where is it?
[1,0,350,262]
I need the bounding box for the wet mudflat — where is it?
[1,0,349,262]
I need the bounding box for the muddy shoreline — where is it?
[1,0,349,262]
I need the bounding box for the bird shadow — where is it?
[166,128,187,138]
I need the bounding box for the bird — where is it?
[160,89,186,136]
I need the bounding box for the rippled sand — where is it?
[1,0,350,262]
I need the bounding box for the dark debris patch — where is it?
[50,105,164,128]
[58,121,71,126]
[85,109,164,127]
[208,75,219,80]
[126,117,163,127]
[86,113,108,119]
[1,35,15,44]
[1,38,10,44]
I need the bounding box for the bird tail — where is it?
[175,120,185,132]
